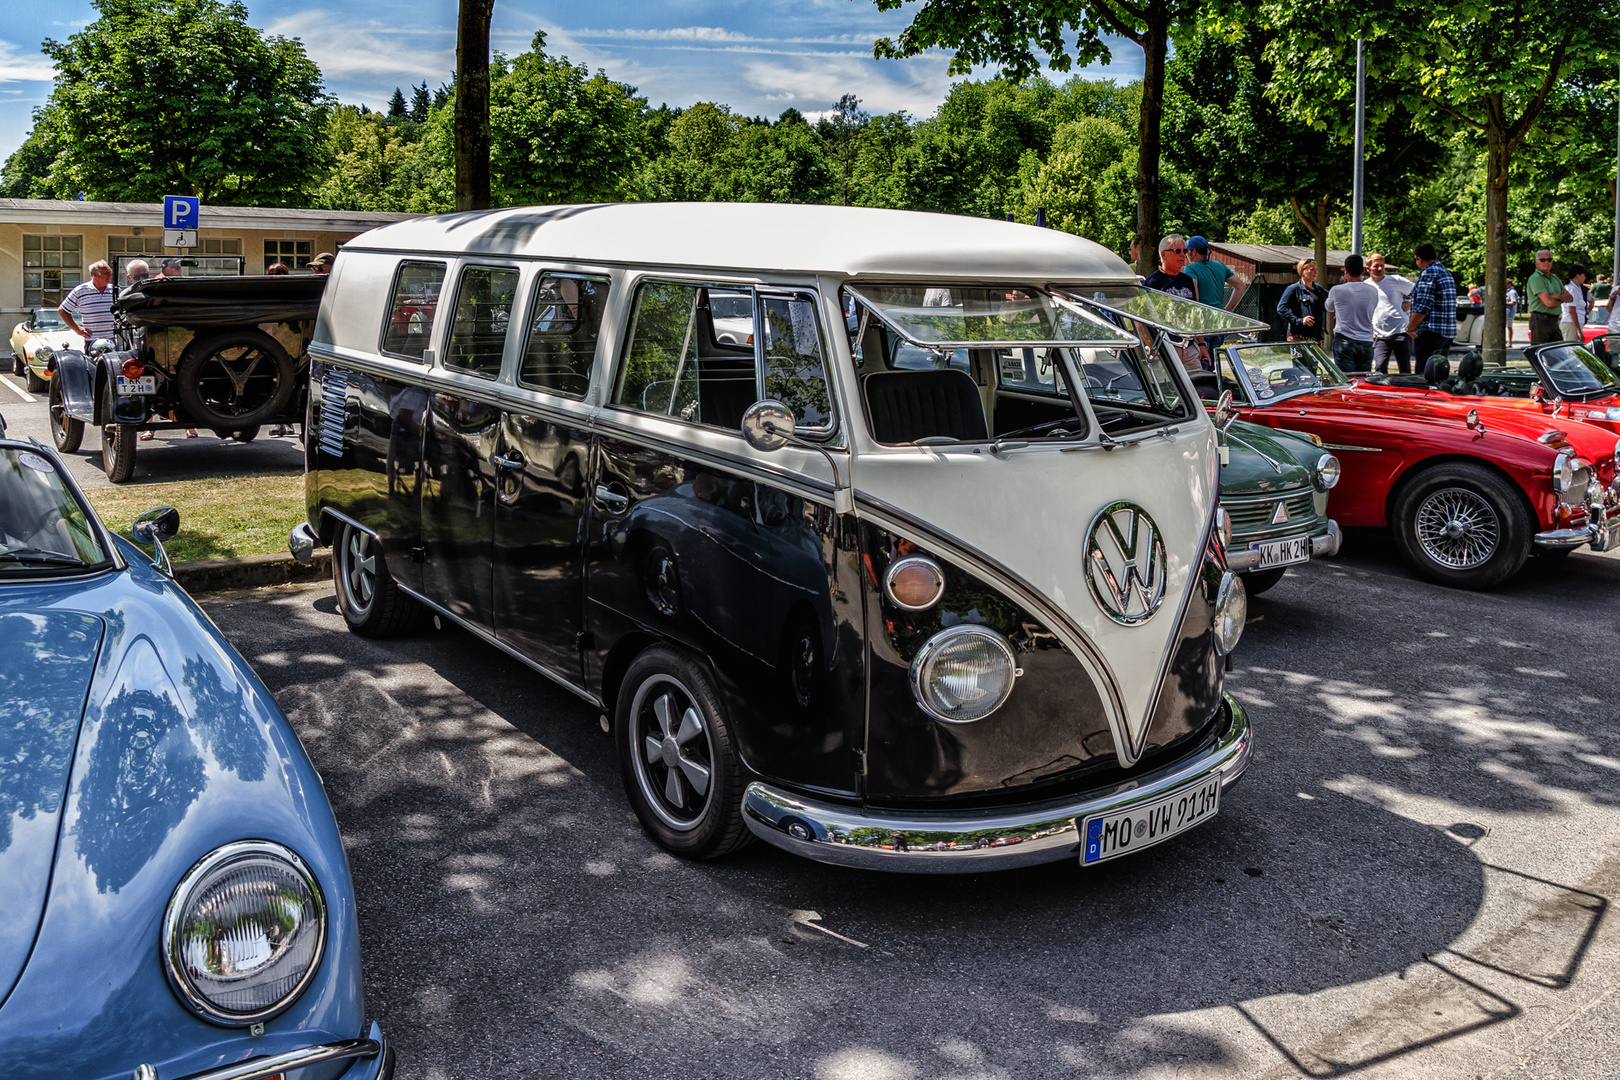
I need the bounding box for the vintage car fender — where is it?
[0,538,378,1080]
[1218,419,1338,572]
[50,346,98,423]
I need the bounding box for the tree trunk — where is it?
[1291,194,1332,333]
[1133,9,1168,276]
[454,0,494,212]
[1483,117,1511,365]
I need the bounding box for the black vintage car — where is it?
[46,275,326,481]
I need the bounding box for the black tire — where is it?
[48,375,83,453]
[10,352,22,376]
[99,379,136,483]
[230,426,260,443]
[616,645,752,860]
[333,523,422,638]
[1391,462,1531,589]
[1240,566,1287,596]
[177,330,297,431]
[25,365,46,393]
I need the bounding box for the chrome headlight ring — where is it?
[910,624,1021,724]
[1213,571,1248,656]
[1314,453,1341,491]
[1553,452,1575,493]
[162,840,327,1027]
[884,555,946,611]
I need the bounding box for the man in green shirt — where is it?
[1526,249,1571,344]
[1184,236,1249,311]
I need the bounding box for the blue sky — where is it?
[0,1,1144,162]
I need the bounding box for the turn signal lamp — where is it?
[885,556,946,611]
[122,357,146,379]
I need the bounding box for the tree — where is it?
[388,87,407,118]
[872,0,1203,274]
[1262,0,1620,360]
[455,0,494,210]
[39,0,326,204]
[410,83,431,123]
[816,93,869,205]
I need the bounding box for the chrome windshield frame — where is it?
[844,283,1138,350]
[1222,339,1349,408]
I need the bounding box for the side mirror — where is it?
[741,400,795,453]
[1214,389,1235,430]
[132,506,180,576]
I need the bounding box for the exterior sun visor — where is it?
[1057,285,1269,338]
[845,283,1138,349]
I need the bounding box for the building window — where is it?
[264,239,312,272]
[23,234,83,307]
[201,238,240,255]
[108,235,164,258]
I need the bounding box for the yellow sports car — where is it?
[9,306,79,392]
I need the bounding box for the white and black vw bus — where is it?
[290,203,1261,871]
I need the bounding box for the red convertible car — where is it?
[1210,341,1620,589]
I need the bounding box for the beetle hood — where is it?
[0,609,103,1008]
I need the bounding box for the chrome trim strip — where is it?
[320,507,379,541]
[395,583,603,708]
[593,413,840,504]
[140,1024,387,1080]
[1322,443,1384,453]
[851,491,1132,764]
[744,694,1251,872]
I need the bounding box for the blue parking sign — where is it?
[163,195,199,230]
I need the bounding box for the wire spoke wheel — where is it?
[1415,487,1500,569]
[629,675,716,831]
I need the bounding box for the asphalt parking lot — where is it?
[199,534,1620,1080]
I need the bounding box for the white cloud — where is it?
[0,40,56,83]
[573,26,873,46]
[261,12,452,83]
[738,54,963,117]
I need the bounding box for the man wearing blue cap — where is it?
[1184,236,1249,312]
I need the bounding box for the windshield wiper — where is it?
[0,547,86,566]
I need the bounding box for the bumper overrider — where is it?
[132,1022,393,1080]
[1224,520,1341,571]
[1535,510,1620,552]
[744,694,1252,872]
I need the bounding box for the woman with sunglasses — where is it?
[1277,258,1328,343]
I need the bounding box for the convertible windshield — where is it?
[846,284,1135,347]
[1058,285,1268,337]
[1226,342,1348,403]
[0,446,109,573]
[30,308,66,330]
[1537,344,1620,398]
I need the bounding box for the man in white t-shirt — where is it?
[1324,253,1380,373]
[1560,265,1588,342]
[1366,253,1414,374]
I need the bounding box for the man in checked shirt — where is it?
[1404,243,1457,371]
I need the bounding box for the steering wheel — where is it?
[1267,367,1311,390]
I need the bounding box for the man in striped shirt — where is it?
[58,260,118,343]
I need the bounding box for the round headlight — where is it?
[885,556,945,611]
[32,344,54,365]
[1314,453,1341,490]
[1588,479,1605,505]
[1554,452,1575,493]
[911,624,1020,723]
[163,841,326,1025]
[1215,506,1233,550]
[1213,571,1248,656]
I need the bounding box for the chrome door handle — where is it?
[593,484,630,512]
[492,451,526,470]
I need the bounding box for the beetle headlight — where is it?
[163,841,326,1025]
[1213,572,1248,656]
[1314,453,1341,490]
[1554,452,1575,493]
[910,624,1020,723]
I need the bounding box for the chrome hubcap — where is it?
[1415,488,1499,569]
[631,676,713,831]
[345,529,376,610]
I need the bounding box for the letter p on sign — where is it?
[164,196,199,230]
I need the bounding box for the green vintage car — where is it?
[1216,411,1342,595]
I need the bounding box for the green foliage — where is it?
[308,105,447,213]
[388,88,406,119]
[1228,203,1304,246]
[41,0,327,204]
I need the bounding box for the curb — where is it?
[175,550,330,594]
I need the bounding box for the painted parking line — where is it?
[1,375,36,403]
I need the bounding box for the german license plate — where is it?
[1250,534,1310,569]
[116,375,155,395]
[1080,775,1221,865]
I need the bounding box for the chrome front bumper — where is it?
[288,521,320,565]
[743,694,1252,873]
[1535,516,1620,552]
[134,1022,392,1080]
[1225,520,1341,571]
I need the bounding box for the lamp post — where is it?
[1352,40,1366,256]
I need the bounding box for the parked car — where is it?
[0,414,392,1080]
[1213,410,1341,595]
[46,274,325,482]
[9,307,77,393]
[1214,340,1620,588]
[291,203,1262,872]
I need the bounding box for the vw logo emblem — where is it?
[1085,502,1168,625]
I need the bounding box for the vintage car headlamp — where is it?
[1313,453,1341,490]
[910,624,1020,723]
[1215,506,1233,549]
[885,556,946,611]
[163,840,326,1025]
[1553,452,1575,493]
[1213,571,1248,656]
[1588,479,1606,505]
[32,343,54,365]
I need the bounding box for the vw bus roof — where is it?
[342,202,1138,283]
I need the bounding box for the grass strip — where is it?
[83,471,306,564]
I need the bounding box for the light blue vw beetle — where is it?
[0,413,391,1080]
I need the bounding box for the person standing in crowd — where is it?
[1142,234,1204,373]
[1467,282,1484,304]
[1526,250,1571,344]
[159,257,183,278]
[1183,236,1250,312]
[1405,243,1457,366]
[266,262,290,275]
[1325,253,1379,373]
[1366,253,1413,374]
[1504,277,1519,346]
[1593,274,1612,303]
[122,260,150,290]
[1277,258,1327,343]
[58,260,118,344]
[1558,264,1588,342]
[310,252,334,275]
